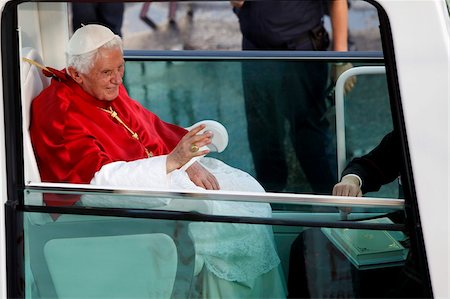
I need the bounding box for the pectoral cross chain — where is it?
[99,106,153,157]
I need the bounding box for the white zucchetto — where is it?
[67,24,117,56]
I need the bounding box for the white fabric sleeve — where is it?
[84,156,214,211]
[90,155,170,189]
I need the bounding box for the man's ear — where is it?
[67,66,83,84]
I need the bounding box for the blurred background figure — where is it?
[232,0,355,194]
[72,2,125,36]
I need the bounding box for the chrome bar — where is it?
[124,50,384,61]
[335,66,387,179]
[25,182,404,209]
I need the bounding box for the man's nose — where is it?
[111,70,123,84]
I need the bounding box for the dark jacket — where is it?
[237,0,327,49]
[342,131,401,194]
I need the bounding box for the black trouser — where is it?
[72,2,124,36]
[241,37,336,194]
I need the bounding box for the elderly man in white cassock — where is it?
[30,24,286,298]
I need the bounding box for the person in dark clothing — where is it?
[232,0,355,194]
[332,130,401,197]
[72,2,124,36]
[287,130,428,298]
[332,130,428,298]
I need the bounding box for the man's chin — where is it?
[104,92,119,101]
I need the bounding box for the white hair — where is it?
[66,35,123,74]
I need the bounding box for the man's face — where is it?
[76,47,125,101]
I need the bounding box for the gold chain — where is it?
[99,106,153,157]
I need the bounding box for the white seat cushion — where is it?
[21,47,50,184]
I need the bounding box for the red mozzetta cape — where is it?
[30,72,187,205]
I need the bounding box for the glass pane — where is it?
[24,190,415,299]
[123,60,253,174]
[123,59,397,199]
[24,212,197,298]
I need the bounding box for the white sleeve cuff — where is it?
[342,174,362,187]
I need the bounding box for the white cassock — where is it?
[83,156,287,299]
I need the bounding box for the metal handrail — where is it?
[335,66,386,179]
[25,181,404,209]
[124,50,384,61]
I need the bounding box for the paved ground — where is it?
[120,1,398,197]
[123,2,242,50]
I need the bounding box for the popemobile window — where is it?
[6,1,431,298]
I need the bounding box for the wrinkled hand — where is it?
[332,175,362,197]
[186,162,220,190]
[331,62,357,94]
[230,0,244,8]
[333,175,362,220]
[167,124,212,173]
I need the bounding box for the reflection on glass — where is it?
[24,213,197,298]
[23,202,413,299]
[23,211,285,298]
[124,60,396,199]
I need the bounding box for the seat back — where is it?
[44,233,178,299]
[21,47,50,184]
